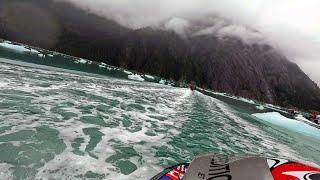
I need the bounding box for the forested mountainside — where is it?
[1,0,319,110]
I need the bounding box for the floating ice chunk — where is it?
[212,92,227,96]
[256,105,265,110]
[264,104,287,114]
[30,48,40,54]
[265,103,282,109]
[159,79,166,84]
[168,82,174,86]
[238,97,255,104]
[38,54,45,58]
[79,59,87,64]
[99,63,107,68]
[294,114,319,128]
[0,42,29,53]
[144,75,154,79]
[128,74,145,81]
[124,70,133,75]
[74,59,87,64]
[252,112,320,139]
[48,54,54,57]
[295,114,310,122]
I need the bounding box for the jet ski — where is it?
[151,154,320,180]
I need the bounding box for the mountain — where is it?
[1,0,320,111]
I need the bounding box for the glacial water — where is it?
[0,41,319,179]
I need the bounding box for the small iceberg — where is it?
[38,53,45,58]
[144,74,154,79]
[295,114,320,128]
[98,62,107,68]
[238,97,255,104]
[252,112,320,139]
[256,105,265,110]
[74,59,87,64]
[79,59,87,64]
[124,70,133,75]
[159,79,166,84]
[30,48,40,54]
[0,42,29,53]
[128,74,144,81]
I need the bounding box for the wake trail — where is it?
[0,61,318,179]
[194,91,317,165]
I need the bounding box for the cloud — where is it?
[164,17,190,38]
[193,19,266,45]
[60,0,320,85]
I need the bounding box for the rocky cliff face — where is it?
[1,0,320,110]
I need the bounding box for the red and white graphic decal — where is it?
[267,159,320,180]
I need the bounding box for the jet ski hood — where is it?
[151,154,320,180]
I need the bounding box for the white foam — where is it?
[0,81,8,88]
[36,150,160,180]
[31,84,190,179]
[198,93,301,160]
[2,61,317,179]
[0,163,14,180]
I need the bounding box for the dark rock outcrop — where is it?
[0,0,320,110]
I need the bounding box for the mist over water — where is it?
[0,60,319,179]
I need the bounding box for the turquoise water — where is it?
[0,59,319,179]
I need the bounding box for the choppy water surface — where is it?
[0,61,319,179]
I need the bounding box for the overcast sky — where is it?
[63,0,320,85]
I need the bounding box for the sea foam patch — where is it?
[0,61,193,179]
[200,93,303,161]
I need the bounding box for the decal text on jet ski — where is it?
[206,157,232,180]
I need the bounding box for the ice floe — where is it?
[252,112,320,139]
[256,105,265,110]
[159,79,166,84]
[0,42,29,53]
[144,75,154,79]
[128,74,145,81]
